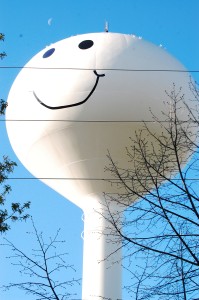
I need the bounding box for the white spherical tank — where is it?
[6,32,192,300]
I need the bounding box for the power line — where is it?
[3,120,177,122]
[0,66,199,72]
[2,117,198,123]
[6,177,199,181]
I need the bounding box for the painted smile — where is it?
[33,70,105,110]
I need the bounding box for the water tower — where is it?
[6,32,192,299]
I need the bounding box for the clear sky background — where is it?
[0,1,199,299]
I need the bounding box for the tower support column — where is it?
[82,202,122,300]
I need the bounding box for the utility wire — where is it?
[6,177,199,181]
[0,66,199,72]
[2,119,198,123]
[2,120,182,122]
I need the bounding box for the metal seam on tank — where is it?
[63,157,106,168]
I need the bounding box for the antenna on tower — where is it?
[105,21,109,32]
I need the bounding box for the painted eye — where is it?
[43,48,55,58]
[78,40,94,50]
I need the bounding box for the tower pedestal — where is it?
[82,202,123,300]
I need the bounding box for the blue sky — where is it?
[0,1,199,299]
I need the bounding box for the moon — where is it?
[47,18,52,26]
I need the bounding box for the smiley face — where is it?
[7,33,190,122]
[33,40,105,110]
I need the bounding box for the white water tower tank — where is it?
[6,32,192,300]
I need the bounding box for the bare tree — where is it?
[104,80,199,300]
[1,219,81,300]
